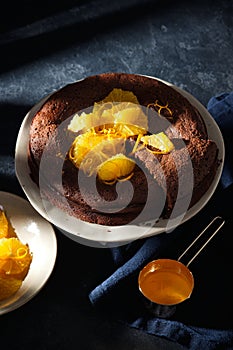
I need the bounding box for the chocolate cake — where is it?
[28,73,220,226]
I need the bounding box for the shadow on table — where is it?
[0,0,177,73]
[0,103,31,155]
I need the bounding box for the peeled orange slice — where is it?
[69,131,107,169]
[0,275,22,301]
[69,131,126,176]
[114,105,147,126]
[141,132,174,154]
[97,154,135,184]
[68,89,175,184]
[68,110,114,133]
[0,207,17,239]
[68,112,95,133]
[101,88,139,104]
[0,237,32,281]
[68,86,140,134]
[68,89,148,136]
[0,210,33,301]
[0,208,8,239]
[114,105,148,136]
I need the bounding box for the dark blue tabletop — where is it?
[0,1,232,349]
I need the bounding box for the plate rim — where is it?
[0,191,57,315]
[15,75,225,244]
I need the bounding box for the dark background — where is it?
[0,1,232,349]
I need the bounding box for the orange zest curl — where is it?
[147,100,173,119]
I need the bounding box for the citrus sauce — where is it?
[138,259,194,305]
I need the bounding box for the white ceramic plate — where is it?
[0,191,57,315]
[15,76,224,247]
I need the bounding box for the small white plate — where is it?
[0,191,57,315]
[15,76,224,247]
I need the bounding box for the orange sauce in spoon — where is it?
[138,259,194,305]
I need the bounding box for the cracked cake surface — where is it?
[28,73,219,226]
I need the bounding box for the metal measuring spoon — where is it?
[138,216,225,316]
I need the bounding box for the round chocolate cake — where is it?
[28,73,219,226]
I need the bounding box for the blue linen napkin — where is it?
[89,92,233,349]
[207,92,233,189]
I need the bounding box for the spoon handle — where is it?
[178,216,225,267]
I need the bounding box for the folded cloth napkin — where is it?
[207,92,233,189]
[89,92,233,350]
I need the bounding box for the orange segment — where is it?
[68,111,94,133]
[69,131,126,176]
[67,89,181,186]
[0,237,32,281]
[0,208,8,239]
[0,207,17,238]
[6,218,17,238]
[0,211,33,302]
[0,275,22,301]
[68,87,140,133]
[68,89,148,136]
[101,88,139,105]
[114,105,147,125]
[97,154,135,184]
[69,131,107,169]
[141,132,174,154]
[68,110,114,133]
